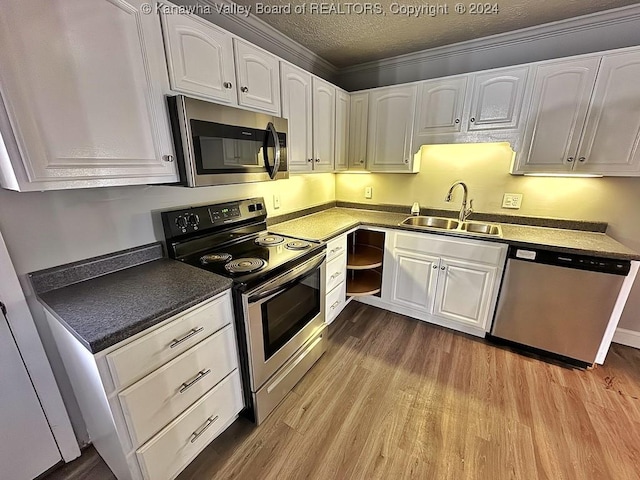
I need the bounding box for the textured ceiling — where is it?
[232,0,640,67]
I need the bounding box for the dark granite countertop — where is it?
[35,256,232,354]
[270,207,640,261]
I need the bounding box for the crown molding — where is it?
[181,0,339,81]
[338,3,640,90]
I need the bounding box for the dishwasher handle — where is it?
[507,246,630,276]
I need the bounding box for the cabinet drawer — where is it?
[106,292,233,390]
[326,253,346,292]
[326,235,347,262]
[326,281,346,325]
[118,325,238,447]
[136,370,243,480]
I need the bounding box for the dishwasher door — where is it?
[491,257,626,364]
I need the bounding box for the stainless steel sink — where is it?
[400,216,460,230]
[400,216,502,237]
[460,221,502,236]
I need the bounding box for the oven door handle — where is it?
[263,122,280,180]
[248,252,325,303]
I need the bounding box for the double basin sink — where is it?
[400,216,503,237]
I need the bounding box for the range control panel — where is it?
[161,198,267,239]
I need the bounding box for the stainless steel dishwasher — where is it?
[490,246,631,366]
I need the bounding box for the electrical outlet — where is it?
[502,193,523,209]
[365,186,373,199]
[273,194,281,210]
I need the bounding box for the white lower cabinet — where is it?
[380,230,507,336]
[325,234,348,324]
[45,290,243,480]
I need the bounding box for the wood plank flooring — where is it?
[44,302,640,480]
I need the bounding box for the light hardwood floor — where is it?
[45,301,640,480]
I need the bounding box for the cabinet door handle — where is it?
[567,157,574,163]
[223,82,233,89]
[315,158,320,163]
[163,154,174,163]
[470,117,475,123]
[359,159,364,164]
[169,326,204,348]
[330,300,340,310]
[189,415,219,443]
[330,272,341,280]
[330,246,343,254]
[307,158,313,163]
[241,86,249,93]
[578,157,586,162]
[455,119,460,124]
[440,266,446,270]
[178,369,211,394]
[432,264,438,269]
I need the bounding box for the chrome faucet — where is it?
[445,181,474,222]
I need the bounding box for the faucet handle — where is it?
[411,202,420,216]
[464,199,474,221]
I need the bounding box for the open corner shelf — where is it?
[347,244,383,270]
[346,270,382,297]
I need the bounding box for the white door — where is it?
[312,77,336,171]
[367,85,417,172]
[281,63,313,171]
[334,90,350,171]
[389,252,440,312]
[234,39,281,115]
[466,66,529,131]
[515,57,600,173]
[161,12,236,104]
[348,93,369,170]
[433,258,498,329]
[575,51,640,175]
[0,302,61,479]
[0,0,178,191]
[414,76,467,138]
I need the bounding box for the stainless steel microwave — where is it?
[167,95,288,187]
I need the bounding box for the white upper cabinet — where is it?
[367,85,418,172]
[513,57,600,173]
[312,77,336,171]
[574,51,640,174]
[234,39,281,115]
[466,66,529,132]
[161,12,236,104]
[0,0,178,191]
[280,63,313,172]
[414,76,467,138]
[334,90,350,171]
[348,93,369,170]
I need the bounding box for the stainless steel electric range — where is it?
[161,198,327,424]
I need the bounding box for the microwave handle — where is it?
[264,122,281,180]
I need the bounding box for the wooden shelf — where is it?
[347,245,383,270]
[346,270,382,297]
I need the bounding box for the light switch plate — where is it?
[365,186,373,199]
[502,193,523,209]
[273,194,281,209]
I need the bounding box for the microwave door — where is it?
[263,122,281,180]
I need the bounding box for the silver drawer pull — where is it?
[179,369,211,394]
[189,415,219,443]
[330,272,341,280]
[169,326,204,349]
[330,300,340,309]
[330,246,343,254]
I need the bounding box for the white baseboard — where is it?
[613,328,640,349]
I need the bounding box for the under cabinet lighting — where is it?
[524,173,603,178]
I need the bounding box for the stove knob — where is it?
[186,214,200,226]
[175,216,188,229]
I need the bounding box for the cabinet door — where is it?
[312,77,335,171]
[234,39,281,115]
[280,63,313,172]
[467,66,529,132]
[161,13,236,104]
[433,258,498,330]
[0,0,178,191]
[367,85,417,172]
[389,251,440,312]
[514,57,600,173]
[575,51,640,175]
[348,93,368,170]
[414,77,467,139]
[334,90,350,171]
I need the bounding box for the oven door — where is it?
[243,252,326,390]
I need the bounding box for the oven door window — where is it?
[190,119,282,174]
[261,268,321,360]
